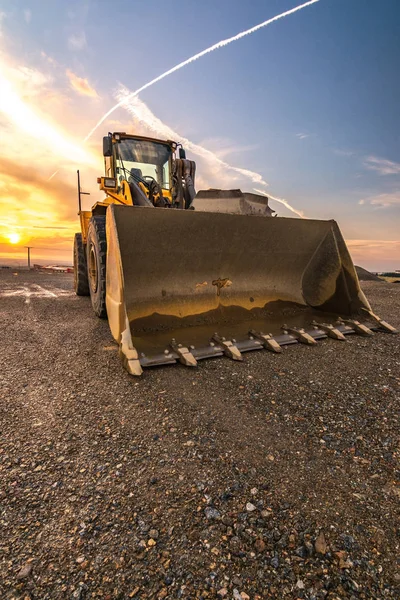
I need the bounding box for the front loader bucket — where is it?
[105,204,391,375]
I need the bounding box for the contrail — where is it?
[48,170,59,181]
[116,90,305,217]
[254,188,306,218]
[83,0,319,142]
[116,88,267,186]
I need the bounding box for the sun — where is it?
[8,232,21,244]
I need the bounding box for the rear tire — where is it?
[87,216,107,318]
[73,233,89,296]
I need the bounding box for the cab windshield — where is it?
[116,138,171,190]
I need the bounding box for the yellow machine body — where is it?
[79,133,175,244]
[76,133,397,376]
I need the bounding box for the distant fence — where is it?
[0,265,73,273]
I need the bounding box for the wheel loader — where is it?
[74,132,397,376]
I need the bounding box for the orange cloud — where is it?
[347,239,400,271]
[66,69,98,98]
[347,239,400,254]
[359,192,400,208]
[0,157,83,264]
[0,64,98,166]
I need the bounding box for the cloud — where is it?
[346,239,400,271]
[0,155,78,217]
[296,133,309,140]
[201,137,259,159]
[0,62,97,166]
[359,191,400,209]
[4,64,52,96]
[347,240,400,250]
[41,51,57,67]
[24,9,31,24]
[0,11,6,35]
[68,31,87,51]
[0,156,80,259]
[347,239,400,259]
[363,155,400,175]
[66,69,98,98]
[333,148,355,157]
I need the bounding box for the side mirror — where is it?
[103,136,113,157]
[179,147,186,159]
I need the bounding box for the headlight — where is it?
[104,178,116,188]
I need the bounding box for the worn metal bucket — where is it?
[105,204,375,375]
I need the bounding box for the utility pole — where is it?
[77,170,90,212]
[25,246,32,269]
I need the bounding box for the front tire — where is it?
[87,216,107,318]
[73,233,89,296]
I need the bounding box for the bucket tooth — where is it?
[249,329,282,353]
[337,318,374,336]
[211,333,243,361]
[119,325,143,376]
[361,308,398,334]
[281,325,317,345]
[311,321,346,341]
[169,340,197,367]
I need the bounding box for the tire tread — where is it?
[73,233,89,296]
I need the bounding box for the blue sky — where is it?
[0,0,399,269]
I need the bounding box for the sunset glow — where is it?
[0,2,398,271]
[7,232,20,244]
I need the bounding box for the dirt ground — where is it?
[0,270,399,599]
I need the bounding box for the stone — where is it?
[246,502,256,512]
[229,536,241,554]
[254,538,266,552]
[305,541,314,556]
[205,507,221,520]
[271,556,279,569]
[17,562,33,579]
[295,546,307,558]
[315,531,328,555]
[149,529,159,539]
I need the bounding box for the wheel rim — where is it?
[88,243,98,293]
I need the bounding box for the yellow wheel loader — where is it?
[74,132,397,376]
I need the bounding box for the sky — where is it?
[0,0,399,271]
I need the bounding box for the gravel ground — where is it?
[0,271,399,600]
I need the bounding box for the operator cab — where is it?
[102,132,196,208]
